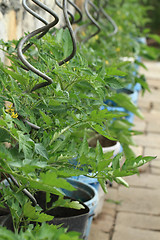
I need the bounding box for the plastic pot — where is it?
[0,207,13,231]
[35,191,89,240]
[88,134,121,156]
[62,179,98,240]
[0,187,89,239]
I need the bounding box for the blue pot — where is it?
[101,89,138,124]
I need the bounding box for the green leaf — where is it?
[148,34,160,44]
[35,143,48,160]
[122,155,156,171]
[18,132,34,158]
[97,159,112,171]
[53,197,84,210]
[105,77,125,89]
[95,141,103,163]
[111,119,133,130]
[0,119,7,127]
[0,227,16,240]
[0,127,11,142]
[79,134,89,157]
[39,110,53,125]
[63,29,73,58]
[67,201,85,210]
[106,93,143,119]
[23,202,53,222]
[122,144,136,159]
[114,177,129,187]
[106,67,127,76]
[40,171,75,191]
[91,123,116,141]
[4,68,27,87]
[118,131,135,146]
[112,153,123,170]
[98,177,108,194]
[13,173,64,196]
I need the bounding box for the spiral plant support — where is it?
[75,0,118,43]
[17,0,77,93]
[11,0,78,204]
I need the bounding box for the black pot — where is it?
[35,192,90,239]
[0,207,13,231]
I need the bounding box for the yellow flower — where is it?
[5,109,10,113]
[118,26,122,31]
[94,35,99,40]
[82,31,86,37]
[8,103,13,108]
[11,112,18,119]
[105,60,109,65]
[116,47,120,52]
[73,68,76,71]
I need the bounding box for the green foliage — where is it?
[0,0,156,235]
[0,224,82,240]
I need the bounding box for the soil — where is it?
[88,135,117,148]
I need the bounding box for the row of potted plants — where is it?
[0,0,157,239]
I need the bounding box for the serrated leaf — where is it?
[67,201,85,210]
[122,144,136,159]
[106,93,143,119]
[0,227,16,239]
[114,177,129,187]
[95,140,103,163]
[13,173,64,196]
[79,135,89,157]
[40,171,75,191]
[106,67,127,76]
[35,143,48,160]
[0,119,7,127]
[112,119,133,130]
[63,29,73,58]
[0,127,11,142]
[112,153,123,170]
[91,123,116,141]
[23,202,53,222]
[148,34,160,44]
[122,155,156,171]
[97,159,112,171]
[98,177,108,193]
[18,132,34,158]
[105,77,125,89]
[4,68,27,86]
[39,110,53,125]
[13,118,29,133]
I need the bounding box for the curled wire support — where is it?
[21,0,49,54]
[17,0,76,92]
[81,0,101,44]
[99,2,118,37]
[16,0,76,128]
[88,0,100,21]
[68,0,83,24]
[75,0,118,43]
[55,0,74,25]
[17,0,59,92]
[56,0,82,24]
[59,0,77,66]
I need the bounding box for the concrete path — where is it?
[89,61,160,240]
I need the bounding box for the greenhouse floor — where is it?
[88,61,160,240]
